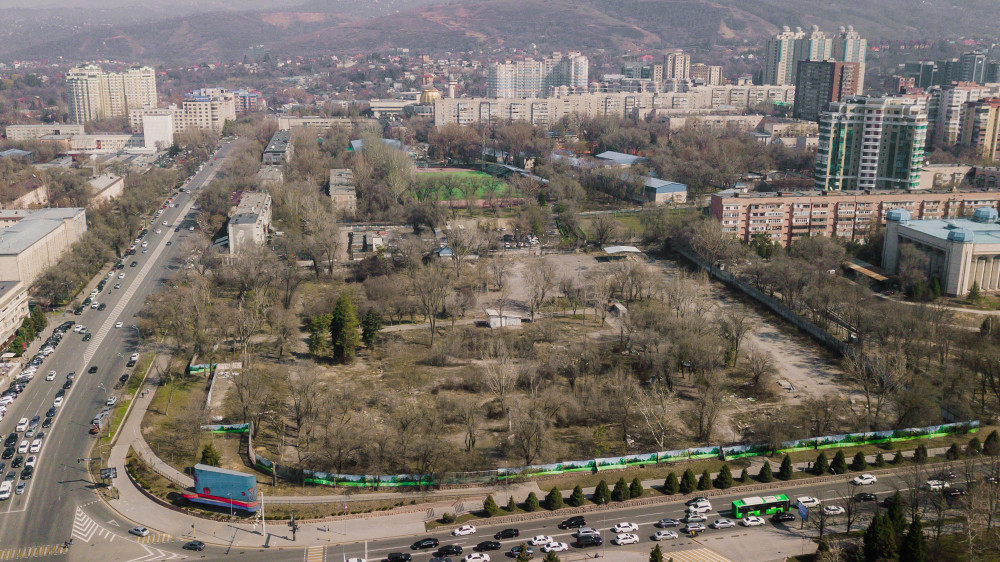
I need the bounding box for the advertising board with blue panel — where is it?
[183,463,259,512]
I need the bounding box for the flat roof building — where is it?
[5,124,85,141]
[227,192,271,255]
[0,207,87,287]
[262,130,293,165]
[329,169,356,214]
[0,280,28,349]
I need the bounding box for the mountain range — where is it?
[2,0,998,64]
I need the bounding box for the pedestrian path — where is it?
[667,547,732,562]
[0,544,68,559]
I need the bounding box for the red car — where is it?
[89,424,100,435]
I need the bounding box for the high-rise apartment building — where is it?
[66,65,156,124]
[690,63,723,85]
[960,98,1000,161]
[664,51,691,81]
[931,83,1000,146]
[960,51,988,84]
[128,89,236,134]
[763,25,866,91]
[486,52,588,98]
[815,96,927,191]
[793,60,861,122]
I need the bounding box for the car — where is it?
[23,428,33,439]
[114,283,121,289]
[613,533,639,545]
[11,456,21,468]
[120,374,130,384]
[166,241,172,246]
[854,492,877,503]
[741,516,766,527]
[29,439,40,453]
[29,416,38,428]
[558,516,586,529]
[946,487,967,498]
[925,480,949,491]
[771,512,796,523]
[46,407,56,418]
[462,554,489,562]
[710,519,735,529]
[612,522,638,534]
[540,542,568,553]
[115,322,123,329]
[74,324,85,333]
[852,474,877,486]
[54,397,63,407]
[933,470,958,481]
[82,333,91,342]
[15,482,25,495]
[174,227,180,232]
[155,229,162,234]
[823,505,845,516]
[89,425,99,435]
[686,502,712,514]
[653,530,679,541]
[435,545,463,556]
[685,496,710,506]
[494,529,519,540]
[129,526,150,537]
[3,434,15,448]
[0,397,12,407]
[475,541,502,552]
[118,273,125,279]
[106,396,117,406]
[88,366,98,374]
[14,442,25,456]
[411,538,439,550]
[797,496,821,509]
[452,524,476,536]
[56,388,65,398]
[682,524,706,534]
[98,303,107,311]
[46,371,56,381]
[656,518,679,528]
[162,221,168,226]
[20,466,32,480]
[15,418,27,432]
[131,353,139,362]
[182,541,205,551]
[91,302,99,309]
[41,418,51,429]
[684,514,707,523]
[528,535,552,546]
[0,481,11,500]
[130,261,138,267]
[575,535,602,548]
[1,448,13,459]
[574,527,600,537]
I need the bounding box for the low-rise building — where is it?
[0,149,33,163]
[227,192,271,255]
[4,124,85,141]
[0,207,87,287]
[0,280,28,348]
[643,178,688,205]
[329,169,356,214]
[710,188,1000,246]
[274,115,378,131]
[883,206,1000,296]
[87,174,125,205]
[262,130,293,165]
[255,166,284,188]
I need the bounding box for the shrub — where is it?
[506,495,517,512]
[892,451,904,465]
[593,480,611,504]
[874,452,885,467]
[813,452,829,475]
[739,468,750,483]
[679,469,698,494]
[968,437,983,456]
[946,442,961,460]
[831,450,848,474]
[545,487,563,510]
[568,485,586,507]
[611,478,631,502]
[778,454,793,480]
[697,470,712,490]
[663,473,679,495]
[441,512,456,524]
[985,430,1000,455]
[483,494,500,517]
[524,492,540,512]
[716,464,734,489]
[629,477,644,499]
[914,444,928,463]
[200,444,221,467]
[851,451,868,471]
[757,460,774,483]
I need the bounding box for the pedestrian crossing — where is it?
[664,547,733,562]
[0,545,68,559]
[73,506,116,543]
[133,532,172,545]
[304,546,325,562]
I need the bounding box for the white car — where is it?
[118,273,125,279]
[155,229,162,234]
[53,397,63,407]
[528,535,552,546]
[115,322,123,328]
[710,519,735,529]
[106,396,117,406]
[652,530,678,541]
[925,480,949,491]
[612,522,638,533]
[0,481,12,500]
[613,533,639,546]
[15,418,28,432]
[45,371,56,381]
[114,283,121,289]
[141,242,148,248]
[823,505,845,516]
[452,524,476,536]
[131,353,139,362]
[91,302,99,309]
[29,439,41,453]
[686,502,712,514]
[684,513,707,523]
[797,496,821,509]
[462,554,489,562]
[129,526,150,537]
[17,440,28,454]
[73,325,84,333]
[0,397,13,407]
[741,516,766,527]
[162,221,168,226]
[24,456,35,468]
[853,474,877,486]
[540,542,568,553]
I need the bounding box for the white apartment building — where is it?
[664,51,691,81]
[66,65,156,123]
[129,89,236,135]
[763,26,866,91]
[931,83,1000,146]
[227,192,271,255]
[0,280,28,348]
[0,208,87,288]
[4,124,84,141]
[487,52,588,98]
[142,113,174,150]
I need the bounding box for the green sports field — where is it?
[410,169,517,201]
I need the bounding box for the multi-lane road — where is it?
[0,143,231,557]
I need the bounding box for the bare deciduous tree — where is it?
[409,264,452,348]
[526,258,557,321]
[482,341,517,433]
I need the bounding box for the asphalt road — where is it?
[0,144,231,555]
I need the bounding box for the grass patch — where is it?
[411,171,515,202]
[142,372,208,472]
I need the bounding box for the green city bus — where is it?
[731,494,791,518]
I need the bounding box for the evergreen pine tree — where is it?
[914,444,928,463]
[542,552,561,562]
[612,477,631,502]
[899,516,926,562]
[716,464,734,489]
[778,454,793,480]
[874,451,885,467]
[593,480,612,504]
[813,452,829,475]
[568,485,586,507]
[946,442,961,460]
[516,545,533,562]
[360,308,383,348]
[200,444,221,466]
[330,292,360,363]
[649,544,665,562]
[307,313,332,357]
[967,436,983,456]
[483,494,500,517]
[831,450,848,474]
[697,470,712,490]
[629,477,644,499]
[892,451,905,465]
[863,514,898,562]
[524,492,540,512]
[506,495,517,512]
[886,491,906,536]
[851,451,868,471]
[985,430,1000,456]
[545,487,563,510]
[663,473,679,495]
[757,460,774,482]
[679,470,697,494]
[739,468,750,483]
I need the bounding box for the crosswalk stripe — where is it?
[0,545,65,560]
[664,547,732,562]
[304,546,325,562]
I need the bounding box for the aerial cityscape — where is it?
[3,1,1000,561]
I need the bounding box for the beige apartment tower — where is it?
[66,65,156,124]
